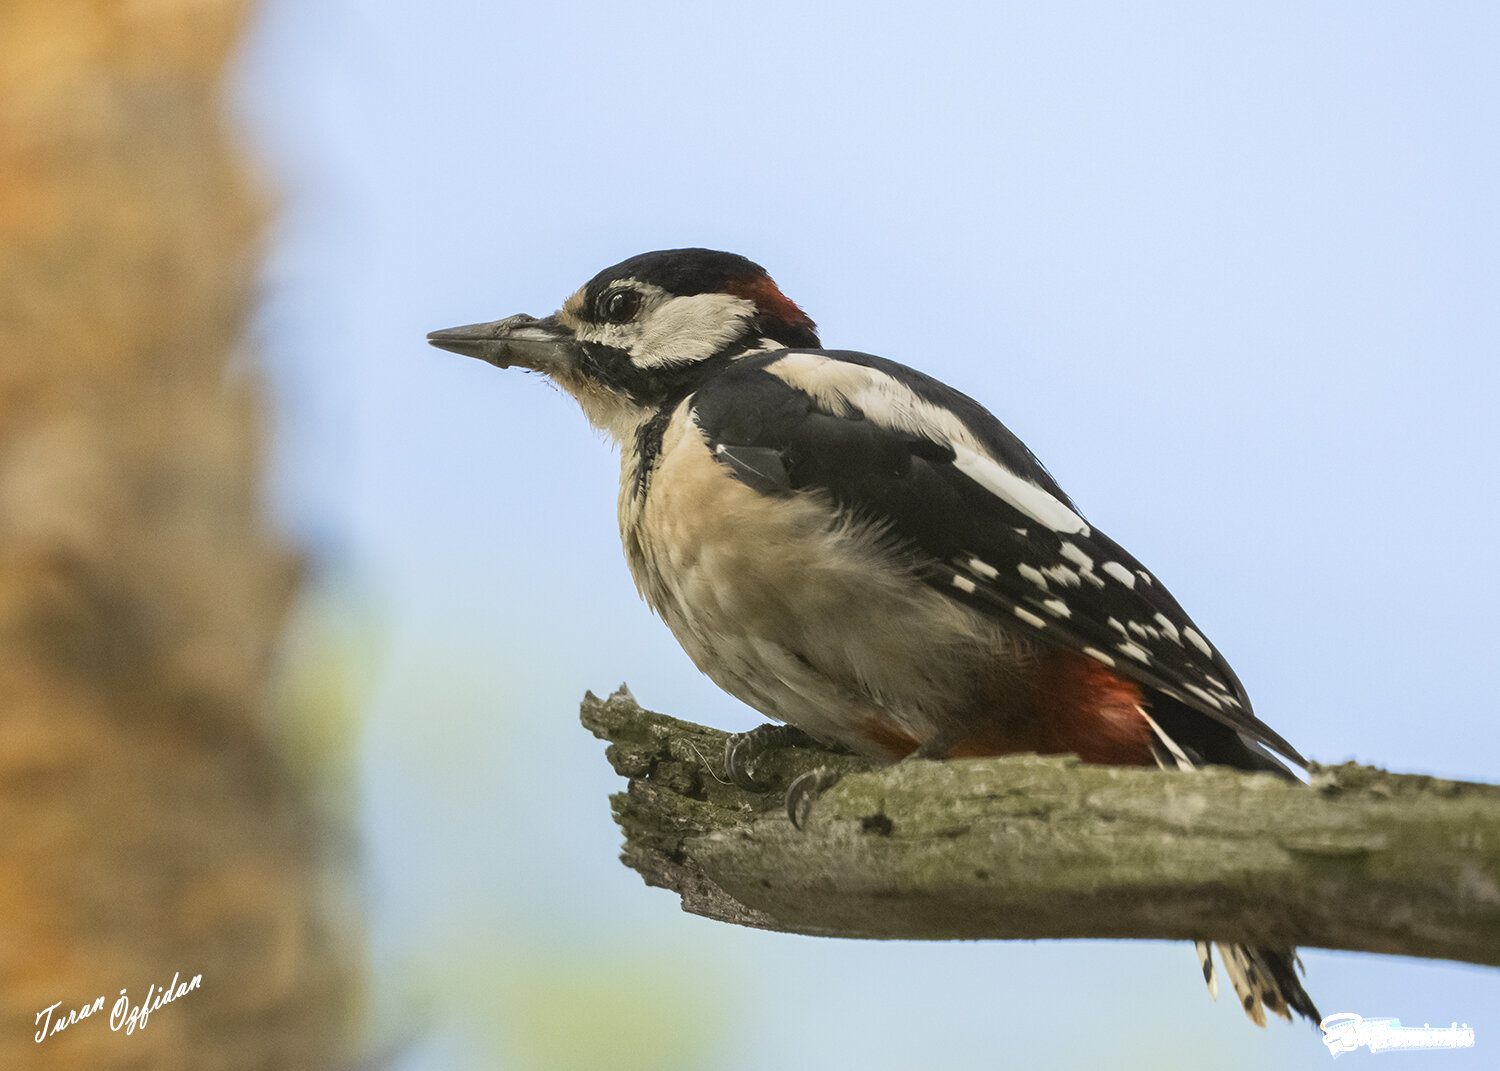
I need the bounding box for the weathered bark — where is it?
[0,3,359,1068]
[583,688,1500,965]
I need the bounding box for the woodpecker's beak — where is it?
[426,313,578,374]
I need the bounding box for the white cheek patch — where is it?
[633,292,757,368]
[569,281,756,370]
[766,353,1092,536]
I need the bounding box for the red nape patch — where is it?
[725,274,815,330]
[946,651,1155,766]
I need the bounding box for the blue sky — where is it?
[238,3,1498,1067]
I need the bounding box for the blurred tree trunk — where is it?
[0,2,359,1068]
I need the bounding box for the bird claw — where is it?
[723,726,842,826]
[722,724,818,792]
[786,766,842,829]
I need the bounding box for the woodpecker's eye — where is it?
[601,289,642,324]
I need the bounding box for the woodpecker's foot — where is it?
[723,724,820,792]
[786,766,842,830]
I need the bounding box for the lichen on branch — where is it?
[582,688,1500,965]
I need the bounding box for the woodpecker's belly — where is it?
[619,407,1040,760]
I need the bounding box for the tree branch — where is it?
[581,688,1500,966]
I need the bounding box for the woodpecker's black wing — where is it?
[690,348,1304,766]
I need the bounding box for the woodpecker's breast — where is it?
[616,398,1046,759]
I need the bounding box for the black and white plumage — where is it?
[688,347,1305,766]
[428,247,1319,1026]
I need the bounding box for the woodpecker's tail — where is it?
[1141,708,1322,1027]
[1194,940,1321,1026]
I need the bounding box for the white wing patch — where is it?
[1183,682,1225,710]
[1014,606,1048,629]
[1041,598,1071,618]
[1042,564,1081,587]
[951,445,1090,535]
[1142,709,1197,771]
[1057,542,1105,587]
[967,557,999,580]
[1101,561,1136,588]
[757,350,1271,745]
[766,352,1091,536]
[1017,563,1049,591]
[1058,542,1093,570]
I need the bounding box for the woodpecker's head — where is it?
[428,248,819,440]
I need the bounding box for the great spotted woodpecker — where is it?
[427,248,1319,1026]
